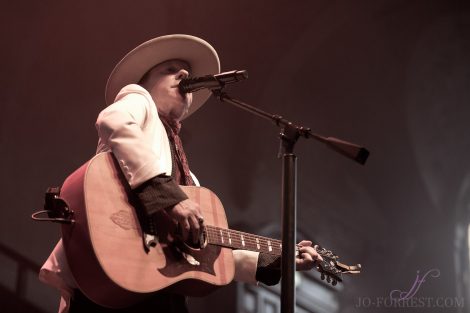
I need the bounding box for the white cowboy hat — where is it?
[105,34,220,118]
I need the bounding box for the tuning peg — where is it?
[326,275,331,283]
[332,279,337,286]
[321,273,325,280]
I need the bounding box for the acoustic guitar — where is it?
[58,152,361,308]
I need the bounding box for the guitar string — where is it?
[203,231,340,277]
[202,227,340,275]
[204,227,285,254]
[204,229,288,250]
[203,230,335,271]
[203,226,328,256]
[205,225,284,244]
[204,226,283,247]
[204,234,282,253]
[204,228,282,248]
[204,232,281,251]
[187,226,338,276]
[205,225,329,255]
[204,228,281,245]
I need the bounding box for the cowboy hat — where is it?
[105,34,220,118]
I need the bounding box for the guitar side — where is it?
[60,152,234,308]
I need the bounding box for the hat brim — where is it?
[105,34,220,119]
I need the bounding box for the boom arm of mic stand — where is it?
[212,90,370,165]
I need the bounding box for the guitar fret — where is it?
[268,240,272,252]
[256,238,260,250]
[241,234,245,247]
[219,229,224,244]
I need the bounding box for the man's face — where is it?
[141,59,193,121]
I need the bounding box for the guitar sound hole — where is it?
[185,240,201,249]
[182,229,208,250]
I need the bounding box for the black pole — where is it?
[279,123,300,313]
[281,152,297,313]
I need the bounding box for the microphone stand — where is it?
[210,89,369,313]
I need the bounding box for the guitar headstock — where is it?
[314,246,361,286]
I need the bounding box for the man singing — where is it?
[40,34,322,313]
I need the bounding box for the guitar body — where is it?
[60,153,234,308]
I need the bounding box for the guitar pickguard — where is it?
[157,242,221,277]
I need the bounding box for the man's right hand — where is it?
[165,199,204,244]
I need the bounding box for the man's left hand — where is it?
[296,240,323,271]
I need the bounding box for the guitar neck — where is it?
[205,225,282,256]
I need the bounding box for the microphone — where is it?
[179,70,248,94]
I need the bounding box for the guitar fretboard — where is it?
[205,225,282,256]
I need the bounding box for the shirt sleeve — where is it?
[233,251,282,286]
[255,253,282,286]
[133,175,188,216]
[95,84,167,188]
